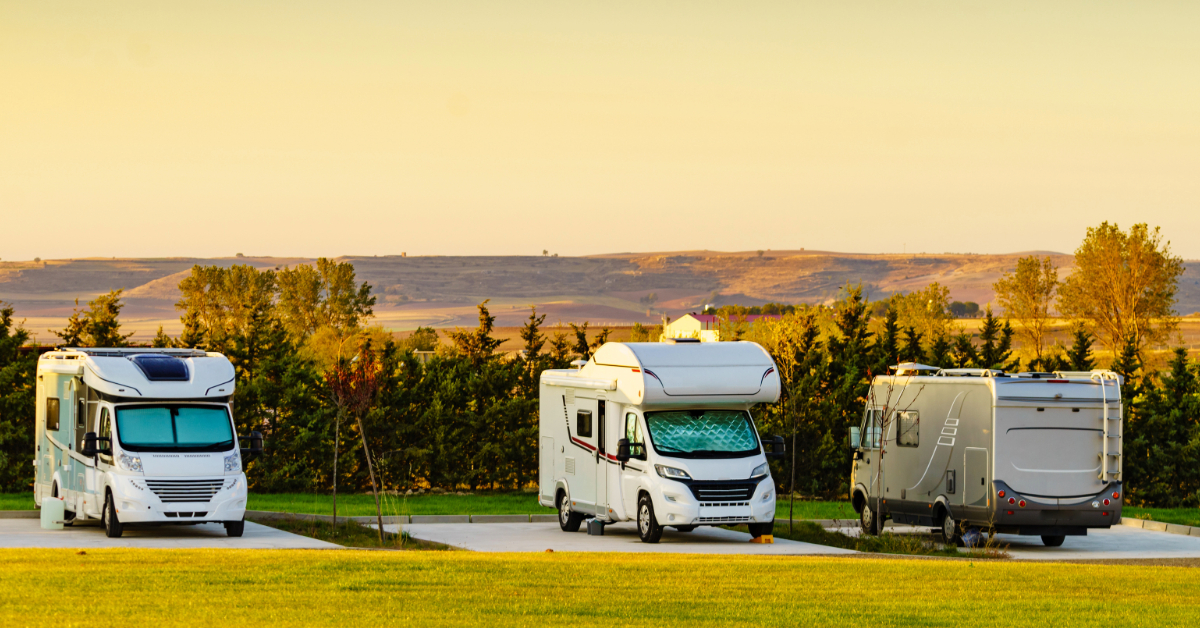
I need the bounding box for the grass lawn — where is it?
[2,550,1197,626]
[249,515,452,550]
[0,493,33,510]
[1125,506,1200,528]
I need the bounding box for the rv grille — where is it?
[700,502,751,508]
[697,516,751,523]
[164,512,208,518]
[145,479,224,503]
[687,482,756,502]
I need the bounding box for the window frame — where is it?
[45,398,60,432]
[575,409,593,438]
[624,412,646,460]
[896,410,919,448]
[859,407,882,450]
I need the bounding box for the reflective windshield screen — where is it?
[116,405,234,452]
[644,409,759,458]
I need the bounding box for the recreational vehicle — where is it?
[538,340,785,543]
[849,366,1123,547]
[33,348,261,538]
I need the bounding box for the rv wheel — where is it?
[939,511,961,546]
[557,492,584,532]
[225,519,245,537]
[102,493,123,539]
[1041,535,1065,547]
[748,521,774,538]
[637,495,663,543]
[860,502,880,536]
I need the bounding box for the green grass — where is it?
[247,491,557,516]
[732,521,1009,559]
[0,493,34,510]
[2,549,1197,626]
[249,515,451,550]
[1125,506,1200,528]
[774,499,857,521]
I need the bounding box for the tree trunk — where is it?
[333,408,341,526]
[355,412,386,544]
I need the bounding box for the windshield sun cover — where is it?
[116,405,234,453]
[644,409,760,459]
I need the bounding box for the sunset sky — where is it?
[2,1,1198,260]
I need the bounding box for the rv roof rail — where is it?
[60,347,210,358]
[935,368,988,377]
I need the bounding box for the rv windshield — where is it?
[644,409,760,459]
[115,405,235,453]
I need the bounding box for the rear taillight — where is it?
[1102,512,1109,516]
[1006,510,1014,515]
[997,490,1006,498]
[1112,492,1120,500]
[1008,497,1016,505]
[1103,498,1111,506]
[1018,500,1026,508]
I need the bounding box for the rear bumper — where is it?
[983,480,1122,533]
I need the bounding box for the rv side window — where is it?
[46,398,60,431]
[897,411,919,447]
[859,408,882,449]
[625,412,645,458]
[576,410,592,438]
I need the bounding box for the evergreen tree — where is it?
[0,303,36,492]
[899,326,925,364]
[517,307,547,396]
[871,306,900,372]
[177,308,206,349]
[570,322,590,360]
[1067,324,1096,371]
[152,326,173,348]
[51,290,133,347]
[977,307,1018,371]
[447,300,505,365]
[547,331,573,368]
[927,333,953,368]
[1110,334,1142,404]
[950,331,978,368]
[1125,348,1200,507]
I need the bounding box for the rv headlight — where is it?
[750,462,769,479]
[117,454,142,473]
[224,452,241,473]
[654,465,692,481]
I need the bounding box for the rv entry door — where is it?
[965,448,988,508]
[595,400,608,520]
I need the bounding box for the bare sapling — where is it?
[326,345,386,543]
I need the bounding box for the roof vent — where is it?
[130,354,190,382]
[663,337,701,344]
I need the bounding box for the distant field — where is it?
[3,549,1198,626]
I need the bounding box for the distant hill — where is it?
[2,251,1198,343]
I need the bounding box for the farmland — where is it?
[2,549,1198,627]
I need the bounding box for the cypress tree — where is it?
[1067,324,1096,371]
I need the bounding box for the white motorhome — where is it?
[33,348,260,538]
[849,366,1123,547]
[538,340,785,543]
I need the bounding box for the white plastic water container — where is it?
[40,497,65,530]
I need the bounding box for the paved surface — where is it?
[0,518,340,549]
[827,523,1200,560]
[391,521,856,555]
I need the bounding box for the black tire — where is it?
[673,525,696,533]
[748,521,774,538]
[225,519,245,537]
[1041,535,1065,547]
[938,509,961,546]
[557,491,584,532]
[860,501,881,536]
[103,493,123,538]
[637,494,663,543]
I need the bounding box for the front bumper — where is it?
[110,474,248,524]
[654,477,776,526]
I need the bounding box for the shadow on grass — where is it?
[249,516,453,551]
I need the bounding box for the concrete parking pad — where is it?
[996,525,1200,560]
[391,521,855,555]
[0,518,340,550]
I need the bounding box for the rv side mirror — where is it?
[853,450,864,461]
[82,432,98,458]
[241,431,264,460]
[849,426,861,449]
[764,435,785,459]
[616,438,631,463]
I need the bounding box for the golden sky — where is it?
[2,1,1198,260]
